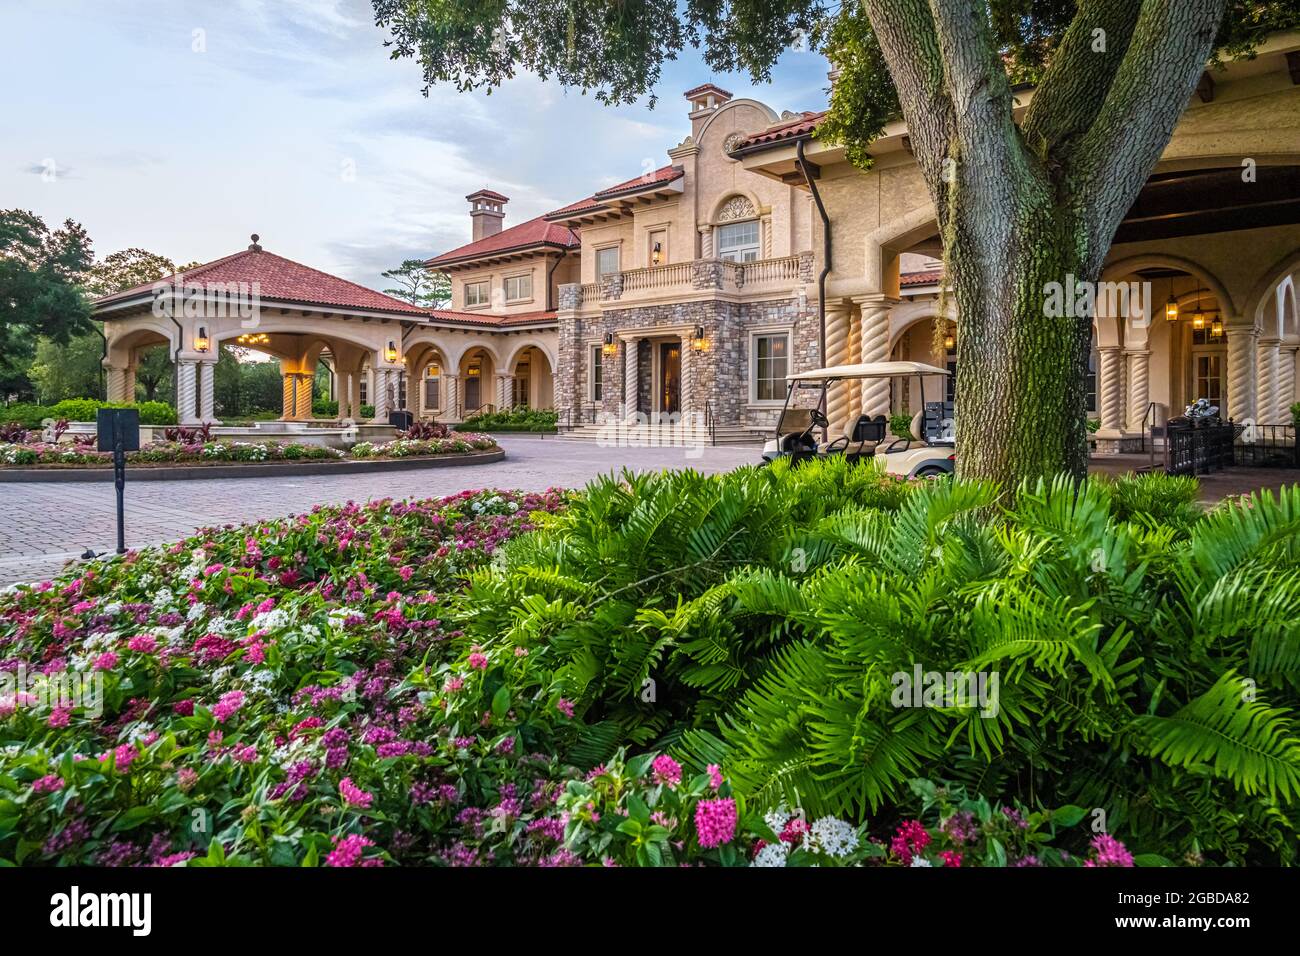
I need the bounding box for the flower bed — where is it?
[0,432,498,469]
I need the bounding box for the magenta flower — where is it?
[127,634,158,653]
[31,774,64,794]
[556,698,574,718]
[890,820,931,865]
[47,707,71,728]
[339,777,374,809]
[467,652,488,671]
[706,764,724,790]
[694,797,737,849]
[211,690,245,722]
[325,833,375,867]
[1084,833,1134,868]
[651,754,682,787]
[92,651,118,671]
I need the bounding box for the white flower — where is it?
[763,804,793,834]
[152,588,175,608]
[186,602,207,622]
[808,816,859,858]
[910,857,933,867]
[251,608,290,632]
[751,843,790,868]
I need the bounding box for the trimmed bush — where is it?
[1,399,176,426]
[456,406,558,432]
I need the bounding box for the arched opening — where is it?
[504,344,555,411]
[458,347,496,418]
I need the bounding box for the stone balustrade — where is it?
[563,254,812,310]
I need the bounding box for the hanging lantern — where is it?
[690,324,707,352]
[194,326,210,352]
[1190,287,1205,330]
[1210,316,1224,339]
[385,340,399,363]
[943,330,956,351]
[1164,295,1179,322]
[602,332,617,357]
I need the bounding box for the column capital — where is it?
[850,293,898,308]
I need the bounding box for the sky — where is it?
[1,0,831,292]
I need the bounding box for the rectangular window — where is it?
[464,281,489,307]
[504,273,532,302]
[1085,350,1097,414]
[1195,354,1224,406]
[513,365,530,408]
[596,246,620,277]
[359,378,368,405]
[752,332,789,402]
[718,220,760,263]
[589,345,603,402]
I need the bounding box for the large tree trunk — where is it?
[948,198,1094,486]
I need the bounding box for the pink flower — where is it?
[467,652,488,671]
[890,820,931,865]
[325,833,376,867]
[111,743,137,773]
[176,768,199,792]
[127,634,158,653]
[397,566,413,582]
[31,774,64,794]
[706,764,724,789]
[694,797,737,849]
[211,690,245,722]
[1084,833,1134,868]
[172,699,194,717]
[92,651,118,671]
[48,707,71,728]
[651,754,682,787]
[556,698,574,718]
[339,777,374,809]
[941,850,963,868]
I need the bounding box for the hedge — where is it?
[0,400,177,427]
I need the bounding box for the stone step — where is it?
[558,423,765,446]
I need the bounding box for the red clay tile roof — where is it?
[466,188,509,202]
[729,110,826,152]
[425,215,580,267]
[94,248,429,316]
[901,269,944,287]
[544,166,683,221]
[683,83,733,99]
[427,309,557,328]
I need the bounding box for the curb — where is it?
[0,449,506,483]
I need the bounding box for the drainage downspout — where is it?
[796,136,832,442]
[544,254,563,312]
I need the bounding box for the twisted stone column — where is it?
[198,362,216,422]
[847,306,863,425]
[1280,346,1299,422]
[698,226,712,259]
[444,375,459,420]
[372,370,391,422]
[1125,349,1149,433]
[496,373,513,411]
[1098,346,1124,435]
[1256,339,1280,425]
[103,365,130,403]
[858,303,893,417]
[295,372,313,420]
[175,361,198,424]
[1226,324,1256,423]
[623,338,639,419]
[824,299,852,434]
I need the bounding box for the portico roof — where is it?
[94,243,429,318]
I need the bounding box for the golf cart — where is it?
[760,361,956,478]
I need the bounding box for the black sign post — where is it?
[96,408,140,554]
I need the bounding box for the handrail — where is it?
[704,400,716,446]
[1141,401,1159,472]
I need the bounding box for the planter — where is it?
[0,448,505,482]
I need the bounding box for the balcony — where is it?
[563,253,814,310]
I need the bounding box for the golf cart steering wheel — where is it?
[809,407,828,429]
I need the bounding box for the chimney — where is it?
[466,189,508,242]
[684,83,733,137]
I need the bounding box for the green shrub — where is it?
[456,406,558,432]
[360,404,375,419]
[0,400,176,427]
[313,399,339,417]
[889,412,914,439]
[451,462,1300,865]
[0,404,50,428]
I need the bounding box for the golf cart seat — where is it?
[818,438,877,458]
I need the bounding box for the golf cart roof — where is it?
[787,361,950,382]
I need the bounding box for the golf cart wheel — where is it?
[914,466,949,479]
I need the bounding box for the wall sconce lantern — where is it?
[690,324,707,352]
[385,340,399,363]
[652,241,663,266]
[602,332,617,357]
[194,326,210,352]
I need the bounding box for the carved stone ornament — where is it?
[717,195,756,222]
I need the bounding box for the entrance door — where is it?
[464,373,480,412]
[659,342,681,417]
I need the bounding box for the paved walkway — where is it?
[3,439,1296,588]
[0,436,760,587]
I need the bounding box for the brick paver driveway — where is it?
[0,436,760,587]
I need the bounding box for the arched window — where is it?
[715,196,759,262]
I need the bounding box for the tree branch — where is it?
[1074,0,1229,270]
[1021,0,1144,158]
[861,0,956,186]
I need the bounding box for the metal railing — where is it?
[1234,423,1298,468]
[1164,421,1240,476]
[704,400,717,446]
[457,402,495,421]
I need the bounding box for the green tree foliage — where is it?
[456,462,1300,864]
[0,210,94,399]
[85,247,179,297]
[26,333,104,404]
[382,258,451,309]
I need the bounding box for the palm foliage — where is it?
[454,460,1300,864]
